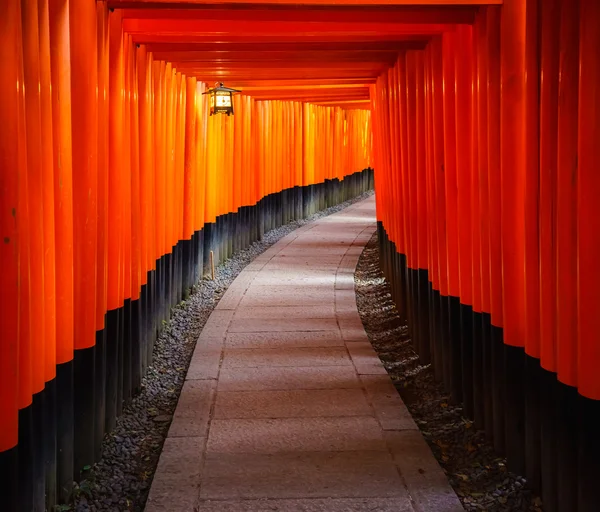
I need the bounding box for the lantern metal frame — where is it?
[203,82,240,116]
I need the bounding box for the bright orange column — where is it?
[486,6,502,330]
[137,47,152,279]
[577,0,600,400]
[122,35,132,302]
[405,51,417,272]
[555,0,580,386]
[455,24,473,307]
[108,9,124,312]
[414,51,428,273]
[18,0,32,410]
[22,0,47,392]
[49,0,74,364]
[130,42,141,301]
[184,76,197,240]
[442,31,459,299]
[38,0,57,380]
[523,0,540,359]
[97,0,109,329]
[476,12,490,319]
[500,0,527,348]
[0,0,24,451]
[70,0,98,350]
[431,37,447,299]
[538,0,560,372]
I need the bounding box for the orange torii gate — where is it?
[2,0,600,511]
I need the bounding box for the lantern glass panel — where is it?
[216,92,232,108]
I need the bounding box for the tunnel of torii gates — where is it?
[0,0,599,510]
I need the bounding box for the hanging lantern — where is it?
[203,82,240,116]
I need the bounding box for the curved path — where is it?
[146,196,462,512]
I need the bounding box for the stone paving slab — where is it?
[213,388,372,419]
[146,197,462,512]
[233,305,336,319]
[217,365,361,391]
[227,317,339,333]
[251,271,336,286]
[145,437,204,511]
[224,330,344,349]
[199,451,408,500]
[206,416,387,453]
[168,380,215,438]
[195,497,415,512]
[385,430,465,512]
[239,285,335,307]
[221,347,352,368]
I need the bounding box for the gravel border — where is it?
[354,232,544,512]
[63,191,374,512]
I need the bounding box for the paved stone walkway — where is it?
[146,196,463,512]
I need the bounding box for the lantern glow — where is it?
[204,82,240,116]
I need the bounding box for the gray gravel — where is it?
[63,191,374,512]
[354,232,544,512]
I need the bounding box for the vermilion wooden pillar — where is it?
[577,2,600,511]
[0,1,25,509]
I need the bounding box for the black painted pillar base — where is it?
[131,298,142,394]
[56,360,74,504]
[202,222,213,278]
[504,344,526,475]
[0,446,18,512]
[460,304,474,419]
[448,296,462,405]
[94,327,106,460]
[44,378,58,511]
[73,345,96,479]
[481,313,493,437]
[490,325,506,455]
[17,405,34,512]
[105,308,119,434]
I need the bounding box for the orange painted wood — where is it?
[475,11,490,318]
[108,9,125,310]
[39,0,58,379]
[470,20,481,314]
[415,51,428,271]
[431,37,447,298]
[555,0,580,386]
[455,24,473,307]
[183,76,197,239]
[0,0,24,451]
[405,51,417,270]
[49,0,75,363]
[136,44,150,282]
[397,55,410,261]
[486,5,502,328]
[22,0,48,390]
[110,0,502,6]
[577,0,600,400]
[121,6,477,24]
[538,0,560,372]
[97,0,110,326]
[424,45,437,290]
[18,0,32,409]
[500,0,526,348]
[70,0,99,349]
[442,31,459,298]
[522,0,540,358]
[131,40,142,300]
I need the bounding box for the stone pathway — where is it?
[145,196,463,512]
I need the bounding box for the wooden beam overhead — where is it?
[110,0,498,102]
[110,0,501,7]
